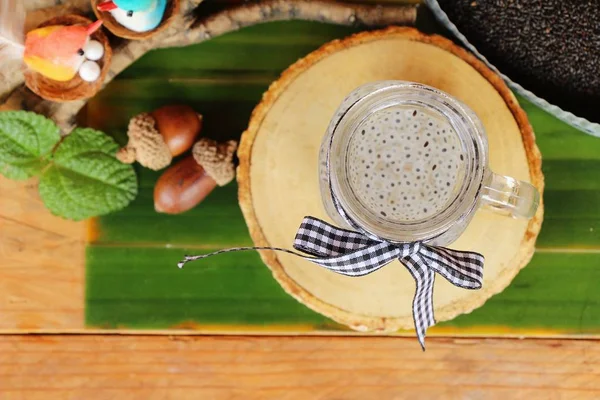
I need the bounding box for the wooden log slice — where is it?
[91,0,181,40]
[24,15,112,103]
[238,27,544,332]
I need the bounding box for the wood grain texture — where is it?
[237,26,543,332]
[0,177,85,330]
[1,335,600,399]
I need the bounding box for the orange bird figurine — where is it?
[0,0,104,82]
[23,20,103,82]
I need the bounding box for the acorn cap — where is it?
[192,138,237,186]
[116,112,172,170]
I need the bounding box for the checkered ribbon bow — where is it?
[178,216,484,349]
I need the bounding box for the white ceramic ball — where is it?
[79,61,101,82]
[83,40,104,61]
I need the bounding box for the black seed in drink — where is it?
[347,107,466,222]
[436,0,600,122]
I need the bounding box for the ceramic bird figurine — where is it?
[23,20,104,82]
[97,0,167,32]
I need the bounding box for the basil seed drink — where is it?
[320,81,539,246]
[347,106,465,222]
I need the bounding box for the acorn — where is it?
[154,138,238,214]
[116,104,202,170]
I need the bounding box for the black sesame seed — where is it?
[437,0,600,122]
[412,110,417,116]
[424,141,429,147]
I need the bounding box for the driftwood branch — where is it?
[1,0,416,132]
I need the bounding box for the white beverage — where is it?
[346,106,465,222]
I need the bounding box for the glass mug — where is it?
[319,81,539,246]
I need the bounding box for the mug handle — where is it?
[480,171,540,219]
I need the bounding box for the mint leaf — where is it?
[39,128,138,221]
[0,111,61,180]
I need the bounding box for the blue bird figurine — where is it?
[97,0,167,32]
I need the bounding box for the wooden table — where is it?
[2,4,600,399]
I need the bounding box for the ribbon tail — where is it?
[420,245,485,289]
[401,253,436,350]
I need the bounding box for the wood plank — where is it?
[0,177,85,330]
[1,335,600,399]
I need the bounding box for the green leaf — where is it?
[0,111,61,180]
[39,128,138,221]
